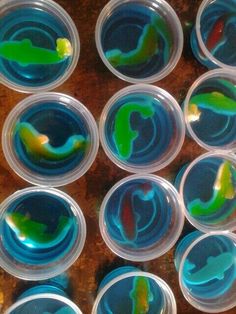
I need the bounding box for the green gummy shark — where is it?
[5,212,73,249]
[113,101,155,159]
[0,38,72,66]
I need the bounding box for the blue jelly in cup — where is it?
[175,232,236,313]
[179,152,236,232]
[99,84,185,173]
[95,0,183,83]
[99,174,184,261]
[92,269,177,314]
[184,69,236,151]
[0,187,86,280]
[2,93,99,187]
[191,0,236,70]
[0,0,79,93]
[6,284,82,314]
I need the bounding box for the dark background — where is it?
[0,0,235,313]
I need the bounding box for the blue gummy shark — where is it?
[184,252,234,285]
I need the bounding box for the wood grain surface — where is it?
[0,0,235,313]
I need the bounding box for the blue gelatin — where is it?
[13,102,89,176]
[191,0,236,68]
[104,93,174,166]
[10,297,76,314]
[1,191,78,265]
[182,157,236,225]
[0,6,71,87]
[187,77,236,147]
[19,285,67,299]
[97,275,165,314]
[104,178,172,249]
[181,235,236,298]
[101,2,173,79]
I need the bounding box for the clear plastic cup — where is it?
[175,231,236,313]
[95,0,183,83]
[0,187,86,280]
[0,0,80,93]
[191,0,236,70]
[2,92,99,187]
[99,174,184,261]
[92,267,177,314]
[99,84,185,173]
[179,151,236,232]
[6,284,82,313]
[184,69,236,151]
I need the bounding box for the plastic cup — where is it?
[191,0,236,70]
[175,231,236,313]
[179,151,236,232]
[92,267,177,314]
[2,92,99,187]
[6,284,82,313]
[184,69,236,151]
[95,0,183,83]
[99,174,184,261]
[99,84,185,173]
[0,0,80,93]
[0,187,86,280]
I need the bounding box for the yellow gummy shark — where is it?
[16,122,87,161]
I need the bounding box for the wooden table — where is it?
[0,0,235,313]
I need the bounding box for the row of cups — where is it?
[1,0,236,93]
[1,150,236,277]
[2,68,236,188]
[4,230,236,313]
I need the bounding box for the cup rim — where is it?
[99,173,185,261]
[195,0,236,70]
[92,270,177,314]
[99,83,185,173]
[0,0,80,93]
[183,68,236,151]
[95,0,183,83]
[0,186,86,280]
[179,150,236,232]
[178,231,236,313]
[5,293,82,314]
[2,92,99,187]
